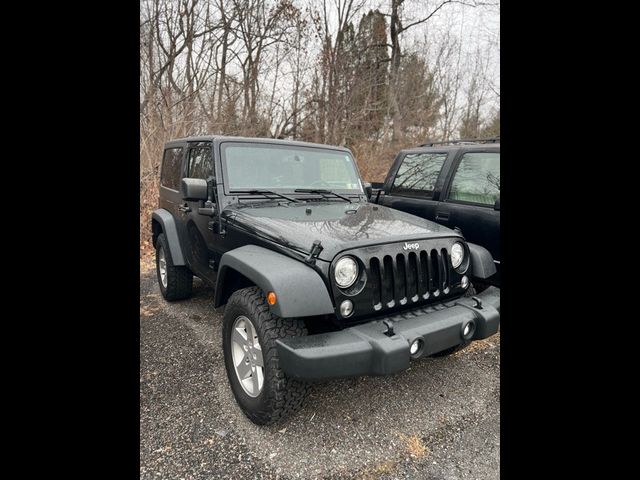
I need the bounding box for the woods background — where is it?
[140,0,500,248]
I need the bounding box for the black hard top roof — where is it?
[164,135,352,153]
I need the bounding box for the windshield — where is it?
[221,143,363,193]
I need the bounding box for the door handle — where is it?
[178,203,191,213]
[435,211,449,221]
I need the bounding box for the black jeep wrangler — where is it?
[151,136,500,425]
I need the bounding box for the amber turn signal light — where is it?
[267,291,277,305]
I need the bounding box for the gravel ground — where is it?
[140,258,500,479]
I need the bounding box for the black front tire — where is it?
[156,233,193,301]
[223,286,309,425]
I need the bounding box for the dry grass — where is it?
[140,179,158,256]
[351,141,399,183]
[140,304,162,318]
[357,460,398,480]
[140,254,155,274]
[398,433,430,459]
[356,433,431,479]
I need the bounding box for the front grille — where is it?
[369,248,452,311]
[330,238,465,323]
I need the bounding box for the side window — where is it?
[448,152,500,205]
[187,147,213,180]
[160,147,183,191]
[390,153,447,197]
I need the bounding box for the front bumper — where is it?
[276,287,500,380]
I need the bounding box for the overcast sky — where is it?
[318,0,500,111]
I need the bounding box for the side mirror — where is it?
[494,196,500,211]
[181,178,208,201]
[363,181,372,199]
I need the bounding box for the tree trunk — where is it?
[217,11,229,126]
[389,0,403,144]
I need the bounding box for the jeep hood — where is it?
[223,201,459,261]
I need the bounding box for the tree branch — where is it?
[398,0,483,34]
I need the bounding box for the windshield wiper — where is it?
[230,189,302,203]
[294,189,352,203]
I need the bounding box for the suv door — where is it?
[159,144,187,220]
[378,151,450,219]
[441,149,500,278]
[179,142,220,284]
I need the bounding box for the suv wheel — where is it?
[155,233,193,301]
[223,286,309,425]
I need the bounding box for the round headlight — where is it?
[334,256,358,288]
[451,242,465,269]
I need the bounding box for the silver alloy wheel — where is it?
[158,247,168,288]
[231,315,265,397]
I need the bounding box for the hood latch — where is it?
[304,240,323,265]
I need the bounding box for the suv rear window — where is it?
[161,147,183,190]
[391,153,447,196]
[448,152,500,205]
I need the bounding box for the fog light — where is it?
[461,275,469,289]
[410,339,423,355]
[462,321,475,339]
[340,300,354,317]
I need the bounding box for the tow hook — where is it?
[383,319,395,337]
[472,296,483,309]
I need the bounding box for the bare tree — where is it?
[139,0,500,246]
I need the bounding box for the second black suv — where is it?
[151,136,500,425]
[370,140,500,286]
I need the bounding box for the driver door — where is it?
[180,142,220,284]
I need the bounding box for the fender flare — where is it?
[151,209,185,266]
[214,245,335,318]
[467,242,497,279]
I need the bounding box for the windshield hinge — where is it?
[304,240,323,265]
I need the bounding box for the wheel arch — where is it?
[215,269,256,308]
[214,245,335,318]
[151,208,186,265]
[467,242,497,279]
